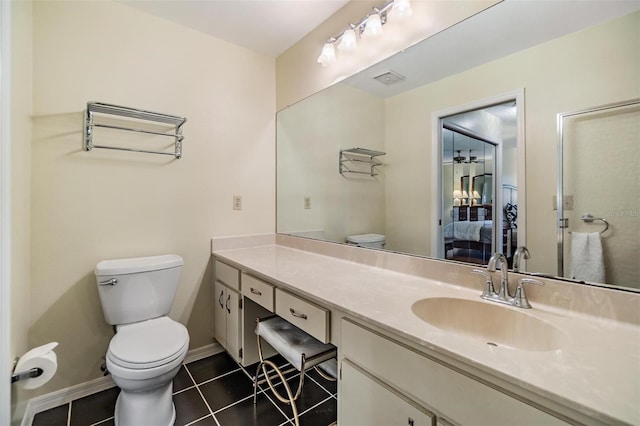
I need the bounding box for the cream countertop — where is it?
[211,237,639,425]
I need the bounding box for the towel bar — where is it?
[84,102,187,159]
[569,213,609,235]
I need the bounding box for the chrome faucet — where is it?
[487,252,511,302]
[472,252,545,309]
[513,246,530,272]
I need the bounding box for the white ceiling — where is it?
[119,0,350,57]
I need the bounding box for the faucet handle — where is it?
[472,269,496,299]
[513,278,544,308]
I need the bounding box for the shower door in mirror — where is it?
[559,99,640,289]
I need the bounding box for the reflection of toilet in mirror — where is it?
[346,234,386,249]
[95,254,189,426]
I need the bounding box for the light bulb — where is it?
[362,13,383,38]
[317,42,336,67]
[338,28,357,52]
[390,0,413,19]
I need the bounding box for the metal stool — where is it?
[253,316,337,426]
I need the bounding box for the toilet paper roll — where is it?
[14,342,59,389]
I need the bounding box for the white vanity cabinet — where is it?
[214,261,242,362]
[341,360,435,426]
[339,318,570,426]
[214,259,322,366]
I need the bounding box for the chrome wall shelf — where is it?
[339,148,386,177]
[84,102,187,159]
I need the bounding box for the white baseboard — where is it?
[21,342,225,425]
[184,342,224,364]
[21,375,115,426]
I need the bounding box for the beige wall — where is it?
[23,0,275,399]
[276,0,499,110]
[277,84,385,242]
[384,12,639,274]
[10,0,33,419]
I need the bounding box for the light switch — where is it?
[233,195,242,210]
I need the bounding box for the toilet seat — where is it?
[107,317,189,379]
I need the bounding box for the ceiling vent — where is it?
[373,70,405,85]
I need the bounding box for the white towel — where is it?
[570,232,605,283]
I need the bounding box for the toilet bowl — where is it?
[107,317,189,425]
[96,255,189,426]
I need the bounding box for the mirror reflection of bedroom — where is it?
[441,100,518,266]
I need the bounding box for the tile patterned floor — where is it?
[31,352,337,426]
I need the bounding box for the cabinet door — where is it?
[214,281,227,349]
[225,287,242,363]
[340,360,434,426]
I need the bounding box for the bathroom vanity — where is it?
[211,235,639,426]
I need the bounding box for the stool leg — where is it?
[314,364,338,382]
[254,322,301,426]
[259,359,300,426]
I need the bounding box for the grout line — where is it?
[210,393,255,415]
[173,384,197,396]
[183,414,213,426]
[305,371,337,398]
[191,367,242,387]
[257,385,294,423]
[89,416,115,426]
[297,394,335,418]
[211,413,222,426]
[184,363,217,419]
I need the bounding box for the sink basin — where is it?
[411,297,564,352]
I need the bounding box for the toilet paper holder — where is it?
[11,366,43,384]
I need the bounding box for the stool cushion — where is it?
[256,316,336,371]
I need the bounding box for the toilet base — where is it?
[113,382,176,426]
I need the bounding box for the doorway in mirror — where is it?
[433,91,524,268]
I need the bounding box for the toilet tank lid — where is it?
[346,234,385,243]
[96,254,183,276]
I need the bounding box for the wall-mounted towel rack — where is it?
[84,102,187,159]
[339,147,386,177]
[579,213,609,234]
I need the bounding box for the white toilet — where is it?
[346,233,386,249]
[95,254,190,426]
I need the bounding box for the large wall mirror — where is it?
[277,1,640,291]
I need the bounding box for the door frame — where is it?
[0,0,13,422]
[431,89,526,260]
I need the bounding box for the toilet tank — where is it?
[95,254,183,325]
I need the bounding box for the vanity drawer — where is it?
[275,288,329,343]
[215,260,240,291]
[241,273,274,311]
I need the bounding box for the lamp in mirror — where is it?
[453,190,462,206]
[472,190,481,205]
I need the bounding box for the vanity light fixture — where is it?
[317,0,412,67]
